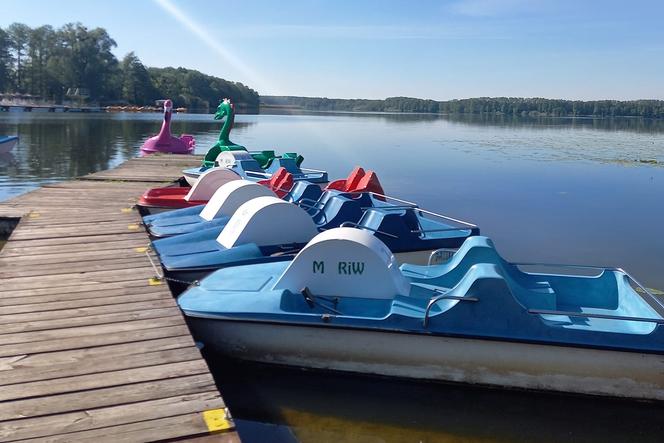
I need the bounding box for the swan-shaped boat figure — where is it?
[178,227,664,402]
[140,99,195,155]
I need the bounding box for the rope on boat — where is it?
[143,249,200,287]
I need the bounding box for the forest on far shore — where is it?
[262,96,664,118]
[0,22,260,110]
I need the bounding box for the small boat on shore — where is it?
[0,135,18,154]
[179,228,664,402]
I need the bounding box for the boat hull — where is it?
[188,317,664,401]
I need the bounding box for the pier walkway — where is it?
[0,155,239,442]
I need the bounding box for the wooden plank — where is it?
[0,280,159,301]
[0,267,158,291]
[17,412,233,443]
[0,392,221,441]
[0,299,175,322]
[0,359,211,401]
[0,335,195,371]
[0,374,218,420]
[0,306,178,334]
[0,346,202,386]
[0,323,190,358]
[0,316,185,346]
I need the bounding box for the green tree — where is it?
[6,22,31,91]
[121,52,154,105]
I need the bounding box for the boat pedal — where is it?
[202,408,234,433]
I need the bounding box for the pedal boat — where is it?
[136,165,294,216]
[153,192,478,295]
[178,228,664,402]
[182,150,328,186]
[144,167,385,238]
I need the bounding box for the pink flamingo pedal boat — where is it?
[140,99,195,155]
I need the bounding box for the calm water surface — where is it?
[1,111,664,441]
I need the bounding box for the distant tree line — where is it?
[262,96,664,118]
[0,22,259,111]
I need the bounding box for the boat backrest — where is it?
[257,167,294,198]
[200,180,275,221]
[357,208,421,250]
[355,171,385,194]
[184,167,241,202]
[265,157,303,175]
[274,227,410,298]
[217,196,318,249]
[216,151,263,172]
[326,167,365,192]
[283,181,323,203]
[313,194,364,228]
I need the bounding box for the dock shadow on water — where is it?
[204,351,664,443]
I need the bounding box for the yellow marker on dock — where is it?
[121,207,133,213]
[148,277,162,286]
[203,408,234,432]
[128,224,139,230]
[28,212,40,218]
[135,246,149,253]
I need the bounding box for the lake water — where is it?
[1,111,664,441]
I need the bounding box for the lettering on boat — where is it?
[311,261,366,275]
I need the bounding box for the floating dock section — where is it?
[0,155,239,441]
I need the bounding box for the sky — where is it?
[2,0,663,100]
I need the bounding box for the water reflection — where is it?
[0,112,256,201]
[211,356,664,443]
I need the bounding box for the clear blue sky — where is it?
[3,0,663,100]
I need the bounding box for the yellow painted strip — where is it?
[135,246,149,253]
[148,277,162,286]
[203,408,234,432]
[127,224,139,230]
[121,207,133,213]
[29,212,40,218]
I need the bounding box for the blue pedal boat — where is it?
[182,151,328,186]
[154,194,479,295]
[143,180,324,238]
[178,228,664,402]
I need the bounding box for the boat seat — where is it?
[283,181,323,204]
[312,194,364,228]
[258,167,294,198]
[326,167,366,192]
[252,150,276,169]
[354,171,385,195]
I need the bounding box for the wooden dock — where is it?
[0,155,239,442]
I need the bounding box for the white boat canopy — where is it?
[200,180,275,221]
[184,167,242,203]
[217,196,318,249]
[274,227,410,299]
